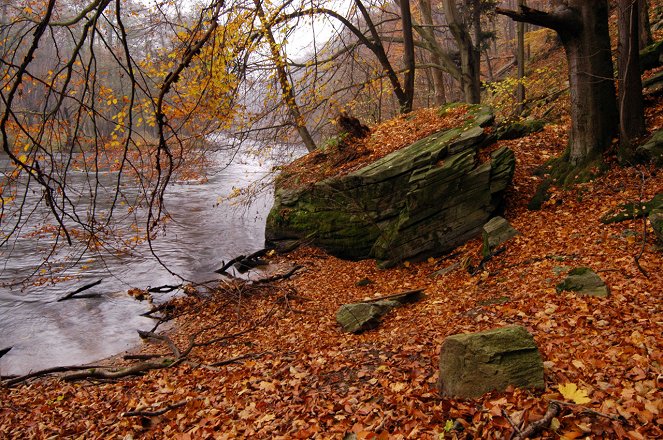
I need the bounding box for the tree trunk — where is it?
[399,0,416,113]
[516,0,526,115]
[618,0,646,157]
[418,0,446,105]
[497,1,618,166]
[254,0,316,152]
[639,0,653,50]
[354,0,410,112]
[443,0,481,103]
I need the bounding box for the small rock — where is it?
[336,301,396,333]
[438,325,545,398]
[556,267,610,298]
[482,216,520,256]
[336,289,425,333]
[355,277,374,287]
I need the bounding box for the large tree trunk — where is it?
[497,1,618,166]
[618,0,646,157]
[443,0,481,104]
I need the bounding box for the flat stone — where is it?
[482,216,520,256]
[336,289,425,333]
[438,325,544,398]
[556,267,610,298]
[336,302,396,333]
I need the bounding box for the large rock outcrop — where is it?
[265,105,516,267]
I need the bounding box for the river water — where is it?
[0,146,296,376]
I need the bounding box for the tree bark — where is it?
[497,1,618,166]
[618,0,646,157]
[443,0,481,103]
[399,0,416,113]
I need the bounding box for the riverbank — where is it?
[1,111,662,438]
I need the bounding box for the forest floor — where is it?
[2,28,663,438]
[1,92,662,438]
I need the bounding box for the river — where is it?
[0,146,297,376]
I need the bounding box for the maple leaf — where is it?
[558,382,591,404]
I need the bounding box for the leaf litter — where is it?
[1,95,662,440]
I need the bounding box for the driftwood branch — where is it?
[2,365,106,387]
[214,254,246,274]
[57,279,102,301]
[253,265,303,284]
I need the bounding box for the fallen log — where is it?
[57,279,102,301]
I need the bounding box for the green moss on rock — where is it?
[265,105,516,266]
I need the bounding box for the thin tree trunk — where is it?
[618,0,646,157]
[254,0,316,152]
[399,0,415,113]
[516,0,526,115]
[639,0,653,50]
[443,0,480,103]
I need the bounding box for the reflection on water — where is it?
[0,147,292,375]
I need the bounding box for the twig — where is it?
[57,279,102,301]
[513,401,561,440]
[548,399,620,421]
[122,399,190,418]
[501,408,522,438]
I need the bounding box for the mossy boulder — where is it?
[265,105,516,267]
[438,325,545,398]
[636,129,663,165]
[556,267,610,298]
